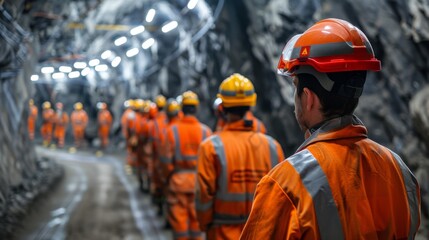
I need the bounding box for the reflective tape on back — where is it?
[389,150,420,239]
[210,136,255,202]
[172,125,182,160]
[288,149,344,240]
[267,136,278,168]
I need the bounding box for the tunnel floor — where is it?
[11,146,173,240]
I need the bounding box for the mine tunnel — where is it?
[1,0,429,239]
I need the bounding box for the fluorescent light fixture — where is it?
[126,48,139,57]
[162,21,178,33]
[130,25,145,35]
[74,62,87,69]
[41,67,54,74]
[95,64,108,72]
[146,9,156,22]
[89,59,100,67]
[59,66,72,73]
[111,56,121,67]
[187,0,199,9]
[114,36,127,46]
[101,50,112,59]
[68,71,80,79]
[142,38,155,49]
[31,75,39,81]
[52,72,65,80]
[81,67,90,76]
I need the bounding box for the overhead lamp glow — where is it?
[162,21,178,33]
[59,66,72,73]
[130,25,145,35]
[52,72,65,80]
[89,59,100,67]
[101,50,112,59]
[142,38,155,49]
[31,75,39,81]
[126,48,139,57]
[74,62,87,69]
[81,67,90,76]
[68,71,80,79]
[95,64,109,72]
[187,0,199,9]
[41,67,54,74]
[111,56,121,67]
[146,9,156,22]
[114,36,127,46]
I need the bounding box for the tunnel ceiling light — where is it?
[68,71,80,79]
[111,56,122,67]
[31,75,39,81]
[52,72,65,80]
[187,0,199,9]
[162,21,178,33]
[89,59,100,67]
[126,48,139,57]
[81,67,90,76]
[41,67,55,74]
[101,50,112,59]
[114,36,127,46]
[74,62,87,69]
[95,64,109,72]
[59,66,72,73]
[146,9,156,22]
[142,38,155,49]
[130,25,145,35]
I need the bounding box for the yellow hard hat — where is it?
[167,99,181,116]
[155,95,166,108]
[74,102,83,110]
[42,101,51,109]
[181,91,199,106]
[124,99,135,108]
[143,100,153,113]
[217,73,257,107]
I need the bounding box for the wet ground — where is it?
[12,147,172,240]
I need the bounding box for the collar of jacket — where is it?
[297,115,368,152]
[223,119,254,131]
[181,115,199,124]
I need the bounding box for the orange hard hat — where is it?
[277,18,381,76]
[97,102,107,110]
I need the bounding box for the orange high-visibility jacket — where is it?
[71,110,88,129]
[97,109,112,136]
[28,105,38,137]
[54,111,69,136]
[240,115,421,240]
[121,108,135,138]
[159,116,182,183]
[196,119,284,232]
[162,115,212,193]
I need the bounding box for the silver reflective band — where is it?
[213,213,249,225]
[389,150,420,239]
[196,199,213,211]
[288,149,344,240]
[172,125,182,160]
[210,136,255,202]
[295,65,334,92]
[267,136,278,168]
[220,89,254,97]
[290,41,354,60]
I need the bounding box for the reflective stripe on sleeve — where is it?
[288,149,344,240]
[213,213,249,225]
[172,125,182,160]
[389,150,420,239]
[196,199,213,211]
[267,136,278,168]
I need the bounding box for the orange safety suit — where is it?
[71,109,88,147]
[134,112,150,191]
[123,110,137,166]
[121,108,135,138]
[215,111,266,134]
[196,119,284,240]
[162,115,212,240]
[54,111,69,148]
[240,115,421,239]
[41,108,55,144]
[28,105,38,140]
[97,109,113,148]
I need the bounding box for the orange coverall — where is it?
[215,111,266,134]
[54,111,69,148]
[71,109,88,147]
[97,109,112,148]
[196,119,284,240]
[133,112,150,191]
[163,115,212,240]
[28,105,38,140]
[41,108,55,144]
[122,109,137,166]
[121,108,135,138]
[240,115,421,239]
